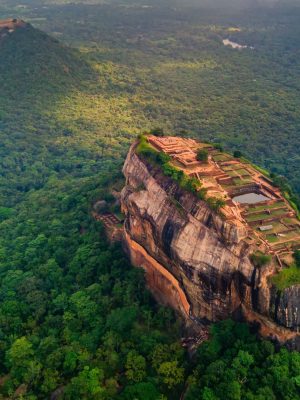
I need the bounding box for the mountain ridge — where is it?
[0,18,93,109]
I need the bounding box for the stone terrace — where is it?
[147,135,300,261]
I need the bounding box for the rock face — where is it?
[277,285,300,330]
[121,143,300,345]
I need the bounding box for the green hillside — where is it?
[0,4,299,399]
[0,21,93,116]
[2,1,300,193]
[0,22,100,207]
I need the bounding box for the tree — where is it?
[220,380,241,400]
[122,382,160,400]
[64,366,105,400]
[5,337,39,385]
[0,206,13,222]
[63,351,78,373]
[106,306,138,335]
[234,150,243,158]
[152,344,170,371]
[197,149,209,162]
[125,351,146,383]
[232,350,254,383]
[40,368,59,395]
[158,361,184,389]
[150,127,165,137]
[213,144,223,152]
[293,250,300,268]
[250,252,271,268]
[202,387,219,400]
[207,197,226,213]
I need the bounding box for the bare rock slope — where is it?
[121,142,300,347]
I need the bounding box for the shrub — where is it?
[197,188,207,200]
[136,135,170,166]
[206,197,226,212]
[158,152,171,164]
[214,143,224,152]
[161,163,183,182]
[150,127,164,137]
[250,252,272,268]
[271,264,300,290]
[234,150,242,158]
[196,149,209,162]
[293,250,300,268]
[0,207,14,222]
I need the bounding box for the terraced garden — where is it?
[244,207,290,223]
[242,200,300,253]
[212,153,232,162]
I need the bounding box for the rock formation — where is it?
[0,19,27,41]
[121,138,300,348]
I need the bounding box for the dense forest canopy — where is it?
[1,0,300,192]
[0,0,300,398]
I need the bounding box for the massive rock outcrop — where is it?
[121,142,300,347]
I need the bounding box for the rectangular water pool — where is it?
[232,192,270,204]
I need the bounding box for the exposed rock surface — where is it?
[0,19,27,41]
[121,143,300,346]
[277,285,300,330]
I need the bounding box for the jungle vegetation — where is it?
[0,0,300,398]
[1,0,300,191]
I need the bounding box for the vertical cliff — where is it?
[121,140,300,346]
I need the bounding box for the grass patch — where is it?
[236,168,251,176]
[247,201,286,213]
[284,217,300,225]
[271,265,300,291]
[241,158,271,177]
[227,170,240,177]
[233,177,253,186]
[246,208,289,222]
[266,234,279,243]
[250,251,272,268]
[213,154,231,162]
[246,212,272,222]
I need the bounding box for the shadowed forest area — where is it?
[1,0,300,193]
[0,0,300,398]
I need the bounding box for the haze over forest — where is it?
[0,0,300,399]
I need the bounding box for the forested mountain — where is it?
[0,20,93,121]
[0,21,97,208]
[0,23,184,398]
[1,0,300,192]
[0,2,300,399]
